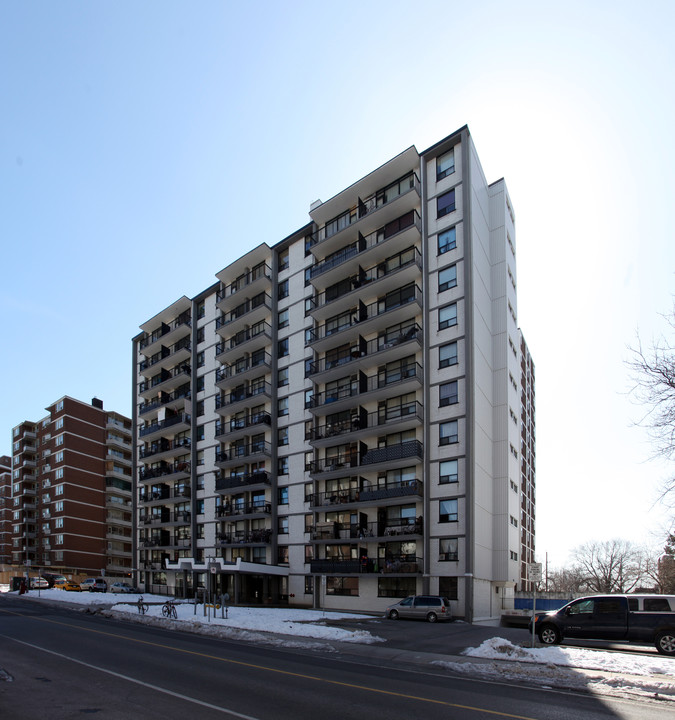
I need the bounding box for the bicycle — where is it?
[162,599,178,619]
[137,596,149,615]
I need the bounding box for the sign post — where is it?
[527,563,542,648]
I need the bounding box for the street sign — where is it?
[527,562,542,582]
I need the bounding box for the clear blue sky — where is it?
[2,1,674,567]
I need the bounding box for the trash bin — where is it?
[11,577,23,591]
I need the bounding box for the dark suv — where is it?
[386,595,452,623]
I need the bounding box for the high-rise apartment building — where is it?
[132,126,536,622]
[9,397,133,577]
[0,455,11,565]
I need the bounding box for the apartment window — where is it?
[378,577,415,598]
[436,148,455,180]
[55,400,64,412]
[278,456,289,475]
[55,517,63,528]
[197,401,204,418]
[510,515,518,527]
[197,301,205,319]
[278,427,289,446]
[439,420,458,445]
[55,534,64,545]
[55,418,63,430]
[278,397,289,417]
[440,499,458,523]
[277,368,289,387]
[278,546,289,564]
[439,459,458,484]
[55,484,64,496]
[278,309,289,329]
[326,577,358,597]
[278,248,289,271]
[304,576,314,594]
[196,425,205,441]
[278,516,289,535]
[278,486,289,505]
[438,226,456,255]
[439,381,458,407]
[439,304,457,330]
[439,537,459,561]
[196,376,205,392]
[55,435,64,447]
[197,474,205,490]
[437,189,456,218]
[196,499,204,515]
[197,327,205,343]
[439,342,458,368]
[438,265,457,292]
[55,468,64,480]
[278,280,289,300]
[55,501,63,512]
[278,338,289,358]
[197,351,205,368]
[439,576,458,600]
[510,551,518,561]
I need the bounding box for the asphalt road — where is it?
[0,595,667,720]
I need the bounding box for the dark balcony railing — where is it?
[310,480,423,507]
[215,413,271,438]
[309,363,422,409]
[139,385,191,416]
[311,555,421,574]
[307,286,422,345]
[217,501,271,517]
[309,216,420,281]
[308,440,423,474]
[140,313,191,350]
[216,382,271,410]
[217,264,272,302]
[216,293,271,329]
[308,402,423,441]
[215,322,272,355]
[216,352,272,382]
[139,437,191,460]
[216,529,272,545]
[309,172,420,248]
[139,337,191,372]
[139,462,190,481]
[215,471,271,492]
[216,441,272,463]
[139,486,190,503]
[311,517,423,540]
[139,366,191,394]
[139,413,191,438]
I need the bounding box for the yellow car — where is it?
[54,579,81,592]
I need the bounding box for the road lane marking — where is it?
[0,634,260,720]
[0,611,540,719]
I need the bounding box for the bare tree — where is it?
[627,308,675,504]
[546,567,585,595]
[571,539,646,594]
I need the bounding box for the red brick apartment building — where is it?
[0,455,11,565]
[9,397,133,579]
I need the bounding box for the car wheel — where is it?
[656,631,675,656]
[388,610,399,620]
[538,624,561,645]
[427,612,438,623]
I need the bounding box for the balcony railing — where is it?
[215,382,271,410]
[139,385,191,415]
[308,402,423,442]
[308,363,422,409]
[215,322,272,356]
[306,286,422,346]
[216,353,272,382]
[216,293,272,329]
[311,517,423,540]
[139,366,191,394]
[309,440,423,474]
[310,480,423,507]
[216,529,272,545]
[140,313,191,350]
[215,413,271,439]
[310,555,421,574]
[217,264,272,303]
[309,172,420,248]
[309,215,421,281]
[217,501,271,517]
[139,462,190,481]
[216,441,272,463]
[139,486,190,503]
[139,336,191,372]
[139,437,191,460]
[139,413,191,438]
[215,471,271,492]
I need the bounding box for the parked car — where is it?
[80,578,107,592]
[110,582,137,594]
[42,573,68,588]
[531,594,675,656]
[54,579,81,592]
[386,595,453,623]
[29,577,49,589]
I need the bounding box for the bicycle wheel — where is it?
[170,606,177,619]
[162,605,169,617]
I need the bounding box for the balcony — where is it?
[306,285,422,353]
[215,413,271,442]
[215,382,272,414]
[309,172,421,258]
[215,441,272,469]
[215,471,271,494]
[217,500,272,519]
[139,366,191,400]
[139,385,191,417]
[139,437,191,463]
[215,293,272,337]
[308,363,423,416]
[139,413,191,442]
[215,352,272,388]
[216,529,272,546]
[139,312,192,354]
[139,485,191,505]
[310,480,423,510]
[215,323,272,363]
[139,337,191,377]
[308,214,421,292]
[216,264,272,312]
[310,555,421,575]
[308,440,423,478]
[138,461,191,484]
[311,517,423,541]
[308,402,423,447]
